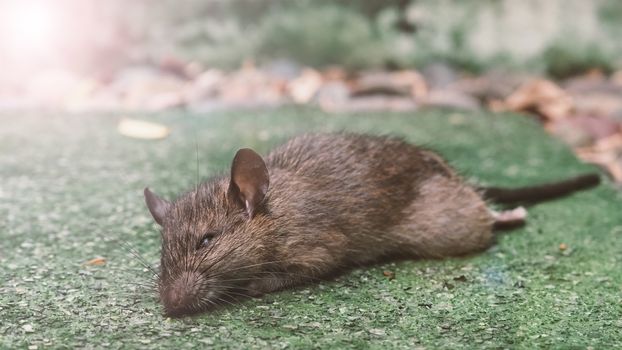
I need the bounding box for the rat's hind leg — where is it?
[491,207,527,230]
[392,175,496,258]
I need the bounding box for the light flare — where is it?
[1,1,63,55]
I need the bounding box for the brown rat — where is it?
[144,133,599,317]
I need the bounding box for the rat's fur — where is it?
[145,133,598,317]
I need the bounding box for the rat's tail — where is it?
[480,173,600,205]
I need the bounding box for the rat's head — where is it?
[144,148,275,317]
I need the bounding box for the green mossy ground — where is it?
[1,108,621,349]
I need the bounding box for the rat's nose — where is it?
[161,272,201,317]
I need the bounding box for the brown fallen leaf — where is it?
[85,257,106,266]
[575,149,618,166]
[575,149,622,182]
[117,118,170,140]
[383,270,395,280]
[499,79,573,121]
[590,133,622,152]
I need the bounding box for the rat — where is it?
[143,133,600,317]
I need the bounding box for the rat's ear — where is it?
[228,148,269,219]
[144,187,171,226]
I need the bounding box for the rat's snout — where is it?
[161,271,203,317]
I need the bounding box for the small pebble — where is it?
[22,324,34,333]
[198,338,214,345]
[368,328,386,336]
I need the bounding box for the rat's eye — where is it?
[201,236,211,246]
[198,232,218,249]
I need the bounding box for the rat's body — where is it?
[144,133,599,317]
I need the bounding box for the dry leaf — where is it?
[85,257,107,266]
[576,149,622,182]
[383,270,395,280]
[591,133,622,152]
[502,79,573,121]
[118,118,170,140]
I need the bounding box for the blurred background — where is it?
[4,2,622,348]
[2,0,622,179]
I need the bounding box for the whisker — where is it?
[196,240,248,275]
[214,270,323,283]
[213,295,239,308]
[103,268,161,281]
[116,239,160,279]
[203,259,289,278]
[219,289,255,300]
[195,130,201,190]
[121,281,158,288]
